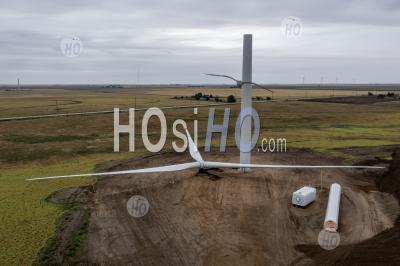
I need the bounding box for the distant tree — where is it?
[227,95,237,103]
[368,92,373,96]
[266,97,271,100]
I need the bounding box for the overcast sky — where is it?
[1,0,400,84]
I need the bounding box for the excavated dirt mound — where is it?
[36,186,93,265]
[296,149,400,266]
[72,150,396,265]
[377,150,400,199]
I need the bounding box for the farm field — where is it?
[0,86,385,118]
[1,86,400,265]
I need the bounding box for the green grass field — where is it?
[1,88,400,265]
[0,151,154,265]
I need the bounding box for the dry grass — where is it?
[0,87,380,117]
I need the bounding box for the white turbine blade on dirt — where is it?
[203,161,385,169]
[27,162,201,181]
[184,127,203,162]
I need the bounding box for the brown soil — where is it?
[304,95,400,105]
[335,145,400,157]
[295,149,400,265]
[35,186,93,265]
[377,150,400,199]
[66,149,396,265]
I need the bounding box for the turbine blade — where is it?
[248,82,273,92]
[204,73,238,82]
[27,162,200,181]
[184,127,203,162]
[203,161,384,169]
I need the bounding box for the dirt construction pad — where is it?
[76,150,396,265]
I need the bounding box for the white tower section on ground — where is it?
[240,34,253,172]
[324,183,342,232]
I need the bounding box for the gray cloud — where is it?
[0,0,399,84]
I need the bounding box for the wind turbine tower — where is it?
[203,34,271,172]
[240,34,253,172]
